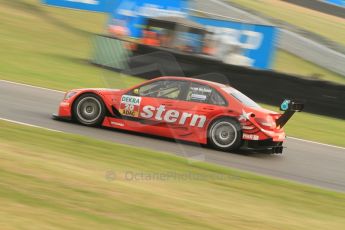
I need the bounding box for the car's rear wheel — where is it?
[73,93,106,126]
[208,118,242,151]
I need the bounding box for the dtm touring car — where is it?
[53,77,303,153]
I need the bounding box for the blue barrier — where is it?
[42,0,117,12]
[110,0,188,38]
[190,16,278,70]
[324,0,345,7]
[42,0,278,70]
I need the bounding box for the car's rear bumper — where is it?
[241,139,284,154]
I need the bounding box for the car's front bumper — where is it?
[52,113,72,121]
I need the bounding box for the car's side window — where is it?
[137,80,187,100]
[210,89,227,106]
[186,82,227,106]
[137,81,163,97]
[156,80,185,99]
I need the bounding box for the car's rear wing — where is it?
[276,99,304,128]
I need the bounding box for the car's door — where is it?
[117,80,164,124]
[145,80,190,137]
[173,82,229,140]
[116,79,189,137]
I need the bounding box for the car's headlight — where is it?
[64,91,77,100]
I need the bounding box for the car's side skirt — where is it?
[102,116,208,144]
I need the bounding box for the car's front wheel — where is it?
[73,93,106,126]
[208,118,242,151]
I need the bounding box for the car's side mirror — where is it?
[133,88,139,95]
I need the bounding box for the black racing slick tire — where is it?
[73,93,106,127]
[208,118,242,151]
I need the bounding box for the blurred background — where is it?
[1,1,345,229]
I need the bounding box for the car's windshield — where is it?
[222,87,261,108]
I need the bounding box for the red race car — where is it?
[53,77,303,153]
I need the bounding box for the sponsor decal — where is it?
[119,95,141,117]
[190,16,278,69]
[140,105,206,128]
[238,109,253,122]
[243,133,259,140]
[60,102,70,106]
[242,125,255,130]
[280,99,290,111]
[190,94,207,101]
[68,0,98,4]
[117,3,186,18]
[119,96,207,127]
[111,121,125,127]
[190,87,212,94]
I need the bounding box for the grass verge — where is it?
[0,120,345,229]
[228,0,345,47]
[0,0,142,91]
[274,50,345,85]
[0,0,344,147]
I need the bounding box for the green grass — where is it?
[0,0,142,91]
[229,0,345,47]
[0,0,344,147]
[1,120,345,230]
[274,50,345,85]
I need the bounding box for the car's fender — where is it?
[69,89,123,118]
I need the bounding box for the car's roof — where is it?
[153,76,230,89]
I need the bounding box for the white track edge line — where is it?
[0,118,63,133]
[1,79,344,150]
[287,137,345,150]
[0,79,64,93]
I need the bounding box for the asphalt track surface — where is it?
[1,80,345,192]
